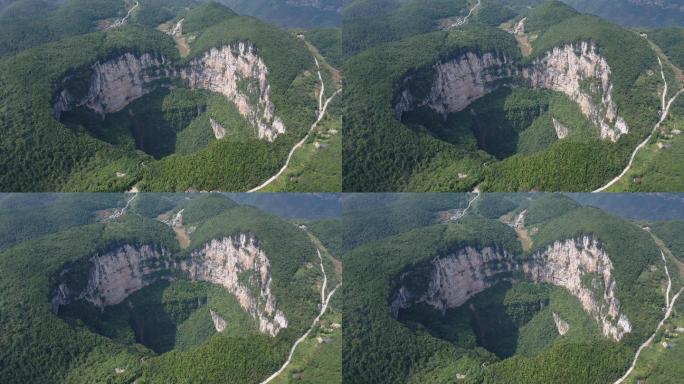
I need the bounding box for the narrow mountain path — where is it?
[107,1,139,30]
[260,247,341,384]
[594,57,684,192]
[248,55,341,192]
[613,240,682,384]
[449,0,480,28]
[452,191,480,221]
[107,192,137,220]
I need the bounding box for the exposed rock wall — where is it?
[50,245,172,312]
[390,247,516,317]
[390,235,632,341]
[523,236,632,341]
[395,42,630,142]
[522,42,628,141]
[394,52,517,119]
[180,235,288,336]
[53,42,286,141]
[181,43,286,141]
[53,53,172,119]
[50,235,289,336]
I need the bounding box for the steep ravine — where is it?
[395,41,629,142]
[50,234,288,336]
[391,235,632,341]
[52,42,286,141]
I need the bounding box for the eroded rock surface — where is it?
[395,42,630,142]
[50,244,173,312]
[395,52,517,118]
[53,42,286,141]
[181,235,288,336]
[210,309,228,332]
[50,235,288,336]
[53,53,171,119]
[391,235,632,341]
[181,43,285,141]
[553,312,570,335]
[523,42,628,141]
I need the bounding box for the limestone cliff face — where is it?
[53,53,172,119]
[524,236,632,341]
[180,235,288,336]
[50,245,172,312]
[53,43,286,141]
[394,52,517,119]
[390,246,516,317]
[395,42,629,142]
[391,235,632,341]
[50,234,289,337]
[181,43,286,141]
[522,42,628,141]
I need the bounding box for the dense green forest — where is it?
[0,1,334,192]
[651,27,684,71]
[342,0,664,192]
[343,193,668,383]
[0,193,338,383]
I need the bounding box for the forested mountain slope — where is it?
[0,193,341,383]
[0,1,341,192]
[343,193,680,383]
[342,1,681,192]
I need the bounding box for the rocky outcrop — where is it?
[395,41,630,142]
[390,247,516,316]
[394,52,517,119]
[390,235,632,341]
[50,234,289,337]
[50,245,173,312]
[53,43,286,141]
[522,42,628,141]
[181,43,285,141]
[553,312,570,335]
[209,118,226,139]
[210,309,228,332]
[552,118,569,139]
[180,235,288,336]
[53,53,172,119]
[523,236,632,341]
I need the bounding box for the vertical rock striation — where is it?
[390,235,632,341]
[394,52,517,119]
[181,43,286,141]
[394,42,630,142]
[523,236,632,341]
[50,244,173,312]
[522,42,628,141]
[53,43,287,141]
[50,234,289,337]
[181,235,288,336]
[53,53,172,119]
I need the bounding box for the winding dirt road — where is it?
[613,244,683,384]
[449,0,481,28]
[452,191,481,221]
[594,57,684,192]
[248,56,341,192]
[107,1,139,30]
[260,248,341,384]
[107,192,137,220]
